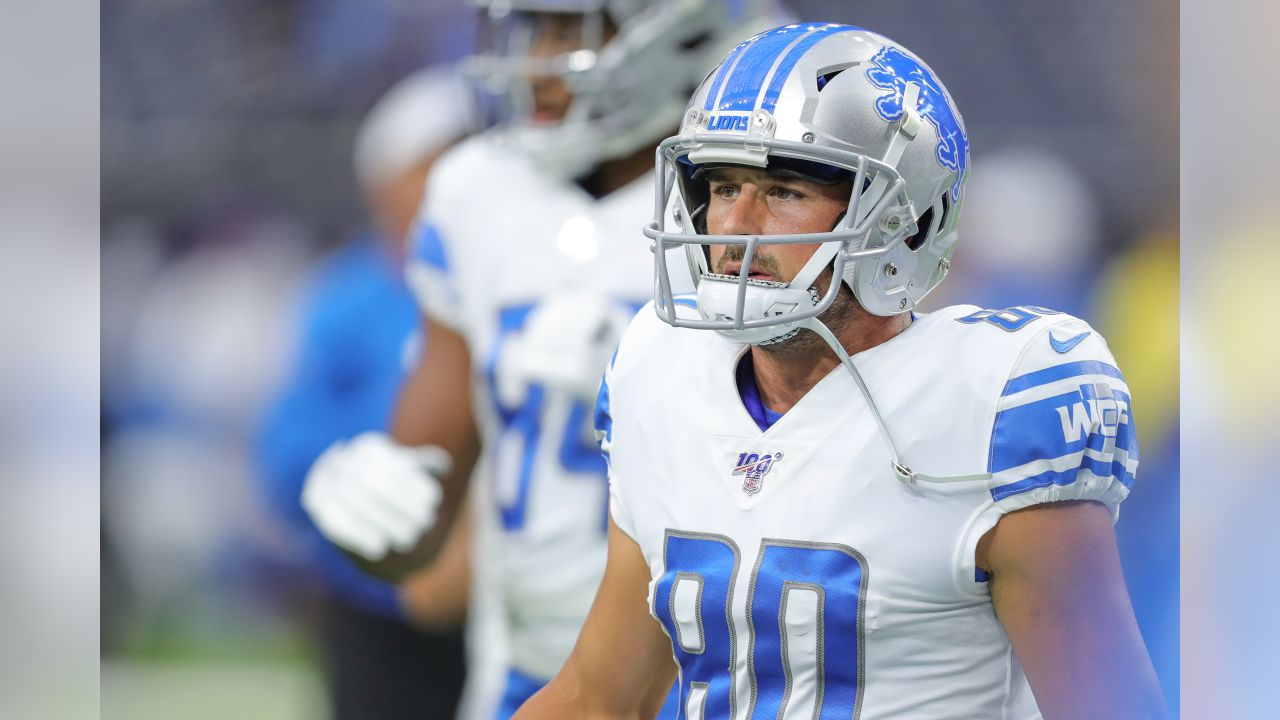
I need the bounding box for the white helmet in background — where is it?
[645,22,971,344]
[466,0,785,180]
[353,66,477,194]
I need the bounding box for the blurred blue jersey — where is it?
[257,234,419,618]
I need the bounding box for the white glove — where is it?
[301,432,449,561]
[497,291,632,406]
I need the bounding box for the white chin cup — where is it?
[696,276,816,345]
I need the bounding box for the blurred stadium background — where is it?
[100,1,1179,717]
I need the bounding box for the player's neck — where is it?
[575,141,659,198]
[749,311,911,414]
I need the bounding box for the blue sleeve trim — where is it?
[991,455,1137,502]
[496,668,549,719]
[1001,360,1124,396]
[410,222,449,271]
[593,369,612,446]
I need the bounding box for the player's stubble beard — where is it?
[757,268,864,357]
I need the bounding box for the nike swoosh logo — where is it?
[1049,330,1091,354]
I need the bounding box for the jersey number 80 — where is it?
[653,531,868,720]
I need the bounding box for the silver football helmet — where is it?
[645,22,971,344]
[466,0,783,180]
[645,22,983,489]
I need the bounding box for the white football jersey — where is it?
[406,133,692,679]
[600,303,1137,720]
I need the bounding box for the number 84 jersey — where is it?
[598,304,1138,720]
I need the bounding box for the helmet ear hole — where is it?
[904,194,947,251]
[905,206,932,251]
[816,70,843,91]
[815,61,858,92]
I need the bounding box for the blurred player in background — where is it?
[520,22,1165,719]
[257,67,474,720]
[301,2,780,718]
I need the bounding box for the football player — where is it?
[257,66,473,720]
[517,23,1166,719]
[300,3,778,717]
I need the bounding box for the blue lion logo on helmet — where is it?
[864,46,969,203]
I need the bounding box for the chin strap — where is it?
[801,317,993,492]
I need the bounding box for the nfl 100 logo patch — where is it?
[733,451,783,496]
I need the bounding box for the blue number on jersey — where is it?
[956,305,1060,332]
[653,532,867,719]
[484,304,608,532]
[483,299,643,532]
[653,532,740,719]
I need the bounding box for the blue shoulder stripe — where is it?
[1002,360,1124,396]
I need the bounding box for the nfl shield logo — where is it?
[732,451,783,496]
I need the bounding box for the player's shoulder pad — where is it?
[406,137,492,271]
[405,135,516,295]
[596,298,696,432]
[607,298,699,378]
[927,305,1111,375]
[431,133,508,184]
[414,131,548,262]
[420,134,511,213]
[594,298,697,456]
